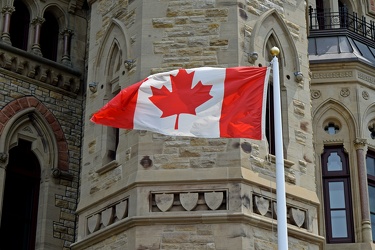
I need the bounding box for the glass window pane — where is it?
[371,213,375,241]
[338,36,352,53]
[331,210,348,238]
[367,156,375,176]
[329,182,345,208]
[353,40,375,63]
[308,38,317,55]
[327,152,343,171]
[368,185,375,213]
[316,37,339,55]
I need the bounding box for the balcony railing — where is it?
[309,6,375,41]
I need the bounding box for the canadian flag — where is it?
[91,67,269,139]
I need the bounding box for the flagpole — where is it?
[271,46,288,250]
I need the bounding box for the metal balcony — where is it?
[308,6,375,42]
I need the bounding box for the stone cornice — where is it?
[71,213,325,249]
[0,43,81,95]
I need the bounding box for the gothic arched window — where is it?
[0,139,41,249]
[10,0,30,50]
[40,11,59,61]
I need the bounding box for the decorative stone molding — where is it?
[247,52,258,64]
[0,153,8,163]
[152,190,227,212]
[340,87,350,97]
[124,59,136,70]
[87,198,128,235]
[354,138,367,151]
[294,71,304,87]
[312,71,352,79]
[358,72,375,84]
[52,168,74,180]
[95,160,119,175]
[0,44,81,94]
[253,194,308,229]
[311,90,321,99]
[362,91,369,100]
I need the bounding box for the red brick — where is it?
[54,129,65,141]
[27,96,39,107]
[44,112,56,124]
[36,103,48,115]
[17,98,29,109]
[59,151,69,162]
[59,160,69,171]
[2,106,15,118]
[0,112,9,124]
[50,120,61,132]
[10,101,21,112]
[58,141,68,151]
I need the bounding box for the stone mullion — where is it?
[31,17,45,56]
[1,6,15,44]
[354,138,372,242]
[61,29,73,66]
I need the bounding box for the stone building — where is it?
[0,0,87,249]
[0,0,374,250]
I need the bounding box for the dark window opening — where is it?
[0,139,41,250]
[40,11,59,61]
[10,0,30,50]
[266,84,275,155]
[321,145,354,243]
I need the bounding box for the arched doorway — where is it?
[0,139,41,249]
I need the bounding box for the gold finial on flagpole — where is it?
[270,46,280,56]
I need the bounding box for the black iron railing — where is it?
[309,6,375,40]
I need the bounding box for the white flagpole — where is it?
[271,47,288,249]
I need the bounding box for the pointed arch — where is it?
[92,19,131,167]
[363,103,375,141]
[251,10,298,156]
[94,18,131,81]
[312,98,358,155]
[313,98,357,136]
[40,5,65,61]
[0,96,69,171]
[42,4,67,28]
[249,9,299,72]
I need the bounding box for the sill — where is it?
[266,154,294,168]
[96,160,119,175]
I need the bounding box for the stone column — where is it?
[61,29,73,66]
[31,17,45,56]
[354,138,372,242]
[1,6,15,44]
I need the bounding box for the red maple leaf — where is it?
[149,69,213,130]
